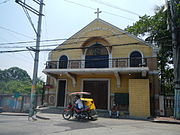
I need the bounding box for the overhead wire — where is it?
[2,54,33,71]
[0,33,126,47]
[0,0,10,5]
[90,0,140,16]
[0,42,147,53]
[64,0,134,21]
[22,6,37,35]
[42,6,50,64]
[0,34,171,50]
[0,26,35,39]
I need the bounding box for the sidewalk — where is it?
[0,112,28,116]
[152,116,180,124]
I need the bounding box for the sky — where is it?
[0,0,165,81]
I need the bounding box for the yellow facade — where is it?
[50,19,153,61]
[57,74,130,93]
[44,18,159,118]
[129,79,150,117]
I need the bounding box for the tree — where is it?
[0,67,46,94]
[0,67,45,94]
[0,67,31,82]
[4,80,31,94]
[36,77,44,94]
[125,3,180,94]
[0,67,32,94]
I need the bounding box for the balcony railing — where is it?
[45,57,157,71]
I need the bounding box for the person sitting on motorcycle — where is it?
[74,95,84,110]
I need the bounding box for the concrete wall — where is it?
[0,94,42,112]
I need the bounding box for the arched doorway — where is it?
[85,43,109,68]
[59,55,68,69]
[130,51,142,67]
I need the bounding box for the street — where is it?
[0,114,180,135]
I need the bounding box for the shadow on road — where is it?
[54,118,105,131]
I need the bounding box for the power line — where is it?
[103,10,135,21]
[22,6,37,34]
[0,33,125,46]
[0,49,27,53]
[0,42,145,53]
[90,0,140,16]
[3,53,33,71]
[0,26,35,39]
[0,34,170,49]
[64,0,134,21]
[0,0,10,5]
[65,0,95,10]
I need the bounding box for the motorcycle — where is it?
[62,92,97,121]
[62,103,90,120]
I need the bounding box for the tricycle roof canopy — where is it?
[68,92,91,95]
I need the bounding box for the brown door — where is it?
[57,80,66,106]
[83,80,108,109]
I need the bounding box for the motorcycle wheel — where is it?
[62,110,72,120]
[81,112,89,119]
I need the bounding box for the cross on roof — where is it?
[95,8,102,19]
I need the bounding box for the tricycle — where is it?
[62,92,98,121]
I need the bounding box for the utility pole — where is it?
[169,0,180,119]
[16,0,44,119]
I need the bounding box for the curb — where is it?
[35,112,51,120]
[151,120,180,125]
[36,114,50,120]
[0,112,50,120]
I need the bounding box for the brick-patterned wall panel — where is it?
[129,79,150,117]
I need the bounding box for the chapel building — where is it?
[43,18,160,118]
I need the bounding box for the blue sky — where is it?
[0,0,165,80]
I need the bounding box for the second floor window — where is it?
[85,43,109,68]
[130,51,142,67]
[59,55,68,69]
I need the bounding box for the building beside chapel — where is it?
[43,18,160,118]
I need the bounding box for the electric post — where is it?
[169,0,180,119]
[15,0,44,119]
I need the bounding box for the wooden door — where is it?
[83,80,108,109]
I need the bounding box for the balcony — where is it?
[45,57,157,71]
[43,57,158,87]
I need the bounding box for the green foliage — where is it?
[3,81,31,94]
[0,67,44,94]
[125,3,180,94]
[35,77,44,94]
[0,67,31,82]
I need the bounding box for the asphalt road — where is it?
[0,114,180,135]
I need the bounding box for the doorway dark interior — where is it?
[57,80,66,106]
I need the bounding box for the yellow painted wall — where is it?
[50,19,153,61]
[129,79,150,117]
[55,74,130,93]
[46,19,155,112]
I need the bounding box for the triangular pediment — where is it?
[56,18,155,49]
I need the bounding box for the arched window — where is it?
[85,43,109,68]
[59,55,68,69]
[130,51,142,67]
